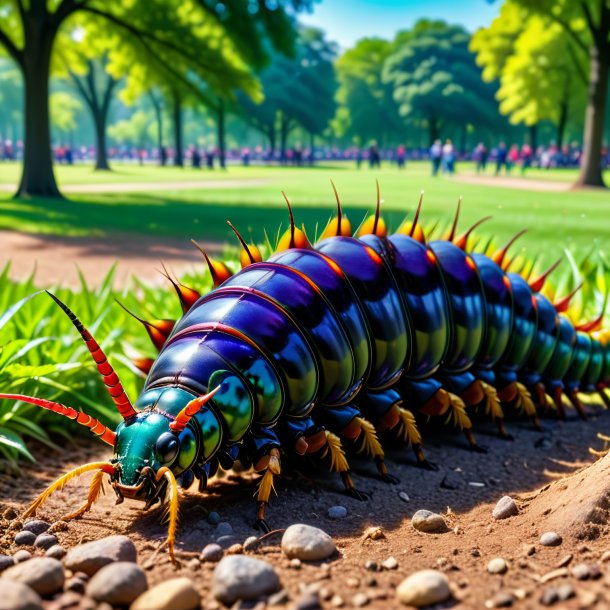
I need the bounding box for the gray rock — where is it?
[65,575,87,594]
[201,543,224,562]
[212,555,280,605]
[281,524,336,561]
[489,592,514,607]
[268,589,290,606]
[215,522,233,537]
[33,534,58,550]
[327,506,347,519]
[493,496,519,520]
[294,592,322,610]
[382,556,398,570]
[540,532,562,547]
[352,592,369,607]
[398,491,410,502]
[396,570,451,607]
[63,535,137,576]
[540,587,559,606]
[0,578,43,610]
[2,557,64,596]
[44,545,66,560]
[440,471,463,490]
[21,521,50,536]
[487,558,508,575]
[0,555,14,572]
[216,535,240,549]
[557,583,575,601]
[14,531,36,546]
[131,577,201,610]
[12,550,31,563]
[207,511,221,525]
[243,536,259,552]
[86,562,147,606]
[411,510,447,533]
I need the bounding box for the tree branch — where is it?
[0,26,23,67]
[565,41,589,85]
[548,12,589,54]
[69,69,95,109]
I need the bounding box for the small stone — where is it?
[411,510,446,533]
[226,543,243,555]
[440,471,462,490]
[471,548,481,558]
[215,535,239,549]
[49,591,82,610]
[48,521,68,534]
[0,578,43,610]
[399,492,410,502]
[362,526,384,541]
[268,589,290,606]
[396,570,451,607]
[131,577,200,610]
[294,593,322,610]
[524,545,536,557]
[487,558,508,575]
[290,558,302,569]
[201,543,224,563]
[319,587,333,601]
[346,578,359,588]
[65,575,87,594]
[86,561,147,606]
[601,550,610,562]
[212,555,280,605]
[364,560,379,572]
[489,592,514,607]
[0,555,14,572]
[14,531,36,546]
[33,534,58,550]
[493,496,519,520]
[3,508,17,520]
[13,550,31,563]
[330,594,344,607]
[382,556,398,570]
[469,481,486,487]
[579,590,599,608]
[45,545,66,560]
[2,557,64,596]
[207,511,221,525]
[540,587,559,606]
[243,536,258,552]
[588,563,602,579]
[21,521,50,536]
[556,583,575,601]
[64,535,137,576]
[352,592,369,607]
[281,524,336,561]
[572,563,591,580]
[540,532,562,547]
[215,522,233,537]
[186,558,201,570]
[540,568,568,583]
[556,553,572,568]
[327,506,347,519]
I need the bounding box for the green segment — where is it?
[209,370,254,443]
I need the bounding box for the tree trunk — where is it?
[217,98,226,170]
[556,98,568,151]
[172,91,183,167]
[280,116,289,163]
[575,44,609,188]
[529,124,538,152]
[16,24,61,198]
[93,113,110,171]
[148,91,164,165]
[267,128,276,155]
[309,131,314,166]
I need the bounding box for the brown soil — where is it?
[2,403,610,609]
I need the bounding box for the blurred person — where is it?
[355,147,362,169]
[205,148,214,169]
[442,139,455,174]
[397,144,406,169]
[540,147,551,170]
[430,139,442,176]
[495,142,508,175]
[191,146,201,169]
[160,146,167,166]
[520,143,533,174]
[241,147,250,166]
[474,142,488,173]
[507,144,519,173]
[369,141,381,168]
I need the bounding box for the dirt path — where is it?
[454,174,570,192]
[2,403,610,609]
[0,230,222,288]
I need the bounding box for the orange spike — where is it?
[132,357,154,375]
[169,385,221,433]
[191,240,233,287]
[320,180,352,239]
[576,294,608,332]
[397,192,426,242]
[116,301,175,351]
[0,393,116,446]
[356,180,387,237]
[528,258,562,293]
[454,216,493,250]
[159,262,200,314]
[554,283,583,313]
[277,192,312,251]
[492,229,528,267]
[227,221,263,268]
[447,197,462,242]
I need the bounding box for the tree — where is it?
[108,109,153,160]
[333,37,402,146]
[383,20,501,146]
[50,91,82,136]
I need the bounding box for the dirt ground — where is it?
[453,174,569,192]
[2,401,610,609]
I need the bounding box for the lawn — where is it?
[0,161,608,266]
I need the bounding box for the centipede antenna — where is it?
[191,239,233,287]
[46,291,137,421]
[554,282,584,313]
[170,385,222,433]
[410,191,424,237]
[492,228,528,268]
[454,215,493,251]
[447,196,462,243]
[529,257,562,292]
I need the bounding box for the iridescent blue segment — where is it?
[583,338,603,389]
[317,236,409,389]
[471,253,513,368]
[525,294,559,374]
[544,316,576,383]
[223,262,356,406]
[429,241,485,373]
[565,331,593,389]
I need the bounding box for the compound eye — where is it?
[155,432,179,464]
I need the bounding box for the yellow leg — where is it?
[24,461,115,519]
[155,467,180,568]
[322,431,368,500]
[61,470,106,521]
[393,405,436,470]
[354,417,397,483]
[255,448,281,529]
[446,393,486,453]
[514,382,540,429]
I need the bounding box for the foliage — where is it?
[50,91,83,134]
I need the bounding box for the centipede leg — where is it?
[254,448,281,533]
[551,386,567,420]
[61,470,106,521]
[391,404,437,471]
[566,388,588,420]
[322,431,369,501]
[514,382,541,430]
[446,392,487,453]
[480,381,513,441]
[598,389,610,409]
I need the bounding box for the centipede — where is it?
[2,184,609,565]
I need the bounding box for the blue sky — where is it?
[300,0,500,48]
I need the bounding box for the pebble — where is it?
[86,561,147,605]
[440,471,462,490]
[131,577,200,610]
[487,592,514,607]
[0,578,43,610]
[411,510,446,533]
[352,592,369,607]
[212,555,280,605]
[0,555,14,572]
[327,506,347,519]
[186,558,200,571]
[364,560,379,572]
[14,531,36,546]
[524,544,536,556]
[2,557,65,596]
[226,543,243,555]
[294,593,322,610]
[330,594,344,607]
[243,536,258,552]
[21,520,50,536]
[492,496,519,520]
[201,543,224,562]
[487,558,508,575]
[290,558,302,569]
[382,556,398,570]
[556,553,572,567]
[268,590,290,606]
[33,534,58,550]
[216,535,240,549]
[540,532,562,547]
[281,524,336,561]
[207,511,221,525]
[215,522,233,537]
[601,550,610,562]
[65,575,87,594]
[45,545,66,560]
[399,491,410,502]
[3,507,17,520]
[541,583,575,605]
[64,535,137,576]
[13,550,31,563]
[396,570,451,607]
[362,526,384,541]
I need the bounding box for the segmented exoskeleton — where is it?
[2,186,609,565]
